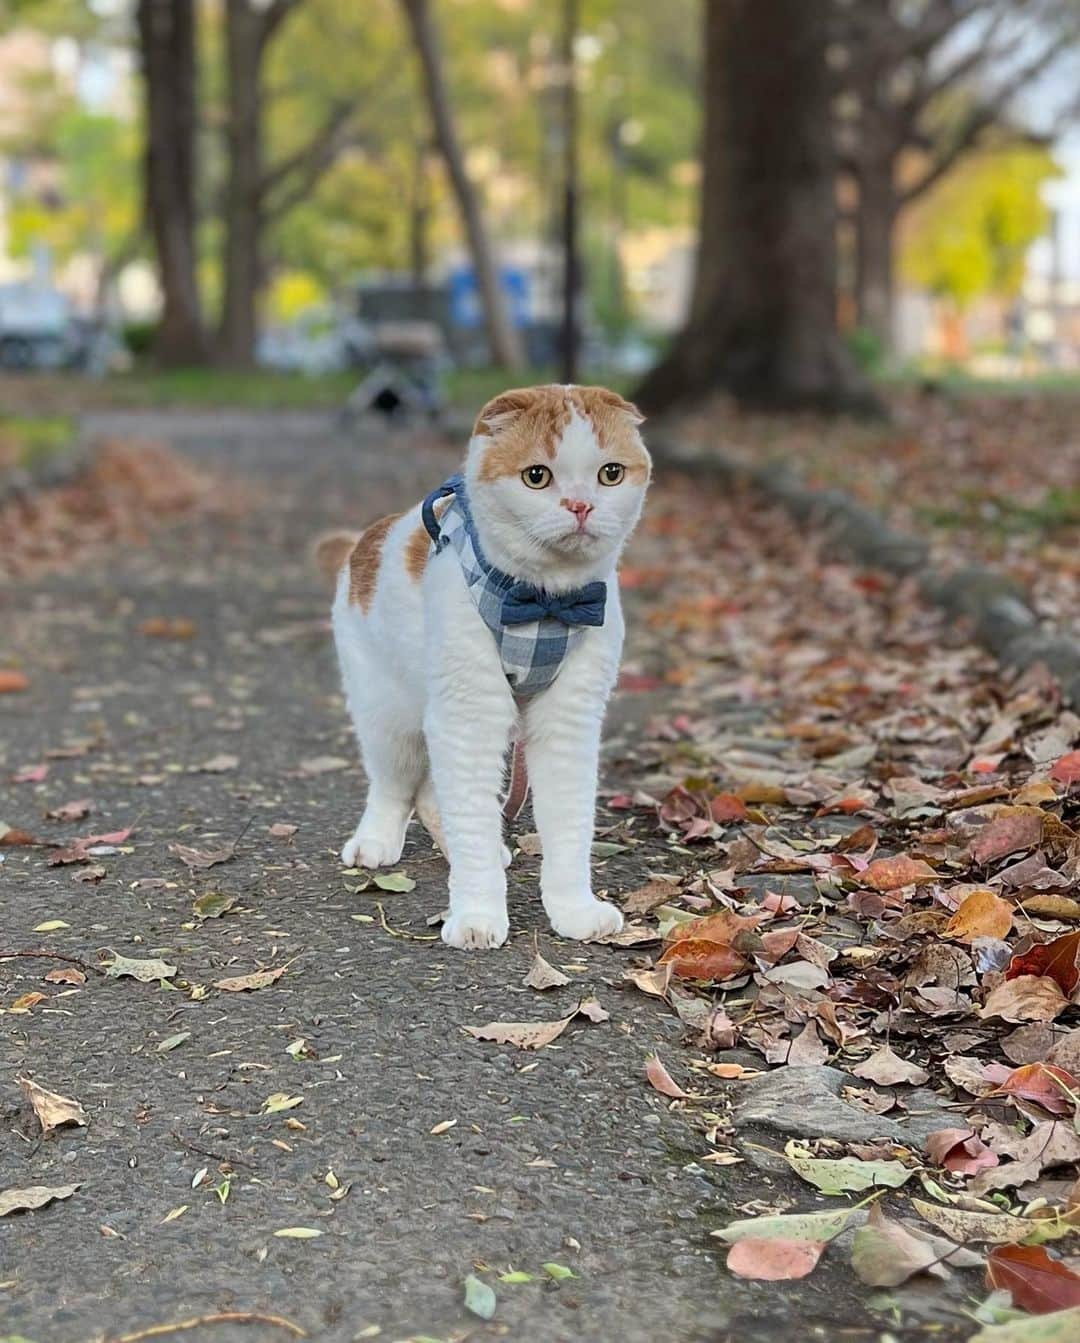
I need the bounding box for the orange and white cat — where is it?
[316,384,651,949]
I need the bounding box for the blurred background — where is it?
[1,0,1079,425]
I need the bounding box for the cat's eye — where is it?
[599,463,625,486]
[521,465,552,489]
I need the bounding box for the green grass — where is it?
[878,364,1080,398]
[103,368,359,410]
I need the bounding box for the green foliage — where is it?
[901,145,1061,309]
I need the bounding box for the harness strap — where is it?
[421,476,462,545]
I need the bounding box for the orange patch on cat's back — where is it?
[403,498,450,582]
[474,385,573,483]
[348,512,402,611]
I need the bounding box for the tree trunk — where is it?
[218,1,266,370]
[855,166,897,359]
[136,0,207,367]
[636,0,876,415]
[400,0,524,372]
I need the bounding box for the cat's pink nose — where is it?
[562,498,594,526]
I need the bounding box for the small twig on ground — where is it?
[0,949,102,975]
[107,1311,306,1342]
[169,1130,254,1170]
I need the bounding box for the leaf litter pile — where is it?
[602,473,1080,1335]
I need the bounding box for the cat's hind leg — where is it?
[335,610,424,869]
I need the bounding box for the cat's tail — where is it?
[312,531,358,584]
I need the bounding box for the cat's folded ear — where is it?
[587,387,645,425]
[474,388,540,437]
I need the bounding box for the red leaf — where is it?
[710,793,749,823]
[618,672,663,692]
[986,1063,1079,1116]
[1006,931,1080,997]
[726,1238,825,1281]
[1049,751,1080,786]
[971,810,1044,865]
[860,855,936,891]
[13,763,48,784]
[657,938,748,982]
[925,1128,999,1177]
[986,1244,1080,1313]
[666,910,763,946]
[0,670,29,694]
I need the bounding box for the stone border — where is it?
[654,438,1080,709]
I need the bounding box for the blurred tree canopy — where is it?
[900,142,1061,307]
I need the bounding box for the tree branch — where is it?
[260,99,354,199]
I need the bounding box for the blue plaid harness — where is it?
[421,474,607,698]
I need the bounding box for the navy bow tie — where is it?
[501,580,607,628]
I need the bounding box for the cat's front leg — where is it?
[523,635,624,942]
[424,621,517,950]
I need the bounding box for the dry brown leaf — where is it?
[645,1052,693,1098]
[523,951,571,990]
[465,1016,574,1050]
[0,1182,79,1217]
[981,975,1068,1025]
[0,670,30,694]
[971,809,1045,865]
[17,1077,88,1134]
[623,963,673,998]
[943,889,1014,943]
[859,855,936,891]
[851,1046,929,1087]
[213,966,286,993]
[621,878,679,914]
[43,967,85,986]
[168,840,235,871]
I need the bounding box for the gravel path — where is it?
[2,410,969,1343]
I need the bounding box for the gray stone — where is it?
[733,1065,956,1151]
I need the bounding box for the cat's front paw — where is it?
[442,909,510,950]
[341,828,404,869]
[547,898,624,942]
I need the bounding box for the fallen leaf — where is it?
[11,992,46,1012]
[645,1053,692,1099]
[73,864,106,883]
[298,755,349,775]
[43,967,85,986]
[657,938,748,982]
[263,1093,303,1114]
[972,810,1045,865]
[169,841,236,871]
[944,889,1014,943]
[726,1237,825,1281]
[1006,932,1080,997]
[17,1077,87,1134]
[523,952,571,990]
[0,1183,79,1217]
[912,1198,1071,1244]
[102,952,177,983]
[14,763,48,784]
[139,617,196,639]
[1049,751,1080,786]
[925,1128,999,1176]
[851,1046,930,1086]
[0,824,44,846]
[429,1119,457,1135]
[157,1031,191,1053]
[575,995,610,1022]
[542,1262,577,1281]
[465,1016,573,1050]
[213,966,286,993]
[463,1274,496,1321]
[273,1227,323,1239]
[784,1143,912,1195]
[623,963,673,998]
[972,1121,1080,1194]
[620,878,679,914]
[859,854,936,891]
[986,1063,1079,1117]
[851,1204,982,1286]
[986,1245,1080,1313]
[193,890,238,919]
[193,754,238,773]
[372,871,415,893]
[269,823,298,838]
[714,1206,854,1246]
[982,976,1069,1025]
[33,920,69,933]
[967,1308,1080,1342]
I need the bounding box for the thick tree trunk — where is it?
[136,0,207,367]
[218,1,266,370]
[400,0,524,372]
[636,0,875,415]
[855,168,897,359]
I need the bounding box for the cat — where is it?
[315,383,651,950]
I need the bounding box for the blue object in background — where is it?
[448,266,529,329]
